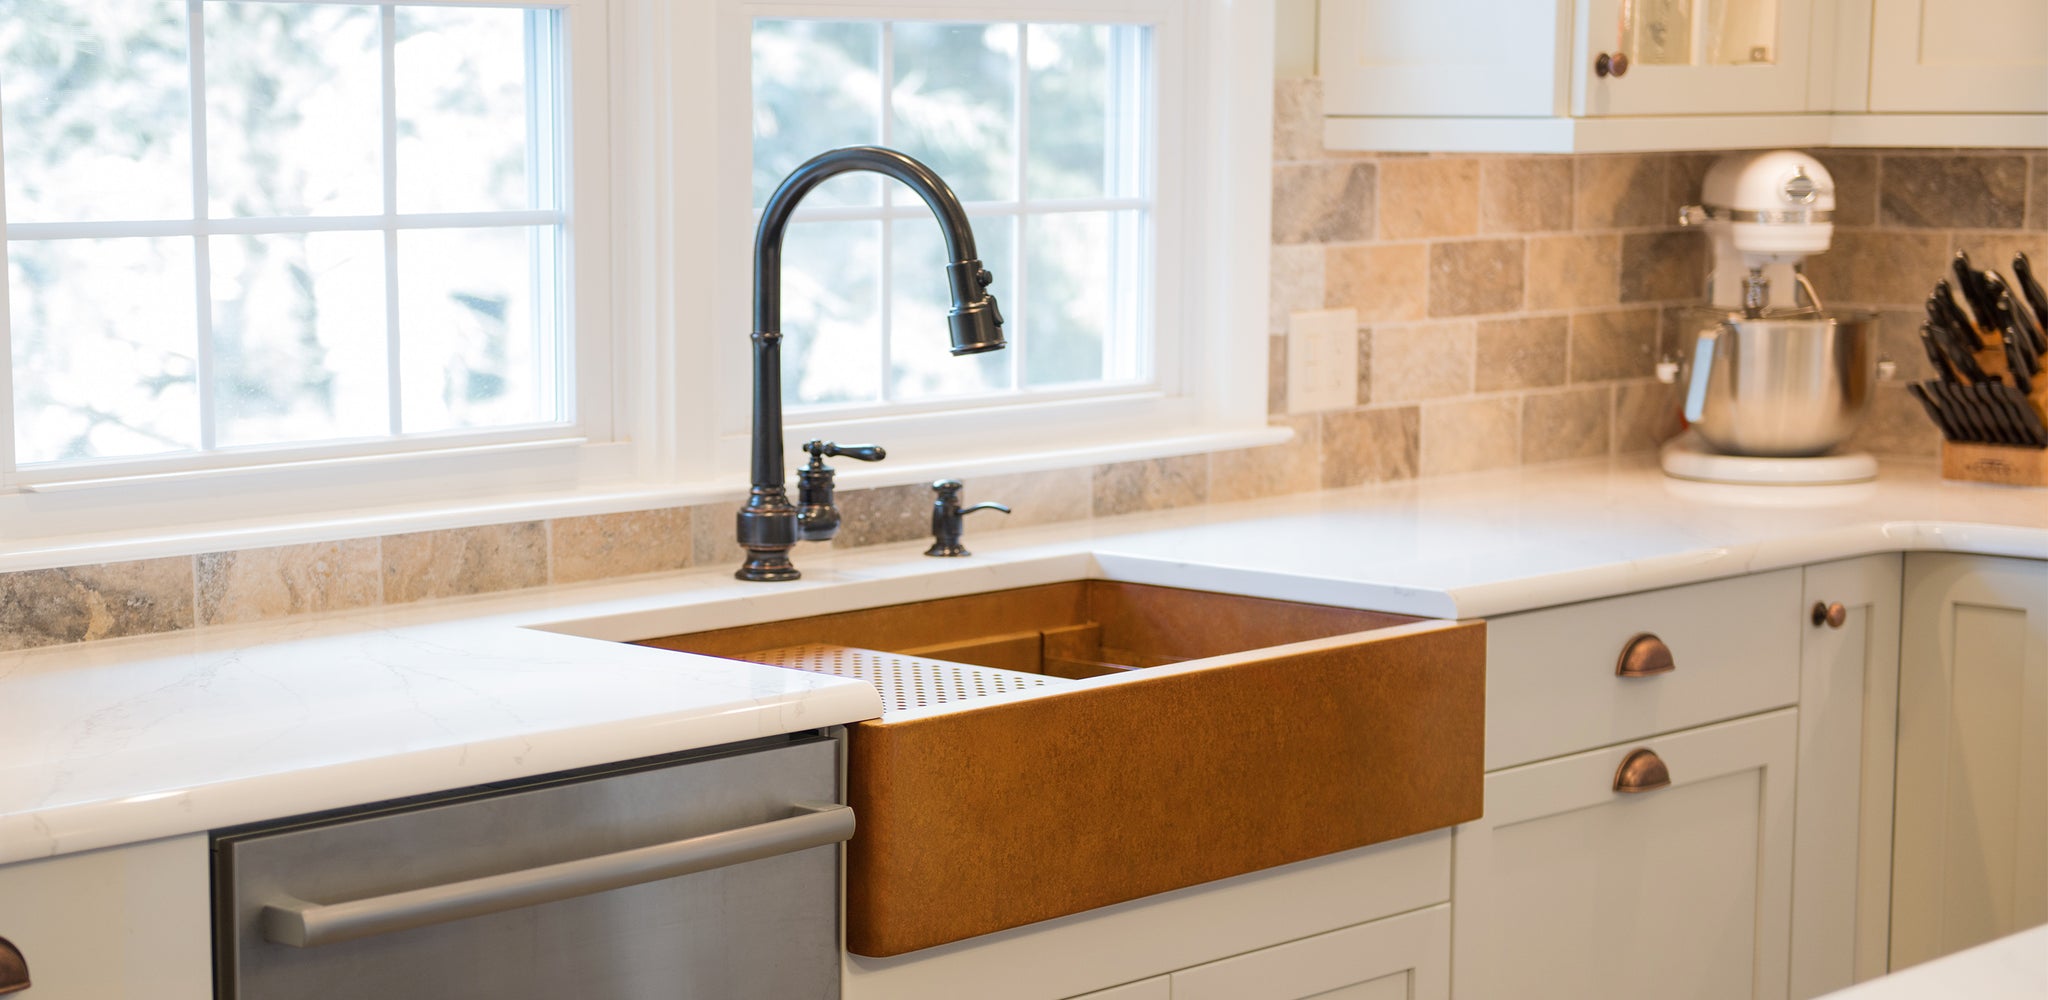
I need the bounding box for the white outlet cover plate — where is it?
[1287,307,1359,413]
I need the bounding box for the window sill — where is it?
[0,423,1289,573]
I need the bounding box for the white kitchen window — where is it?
[0,0,613,541]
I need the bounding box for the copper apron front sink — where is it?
[639,580,1484,957]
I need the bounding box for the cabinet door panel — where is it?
[1065,977,1169,1000]
[0,835,212,1000]
[1869,0,2048,112]
[1452,710,1796,1000]
[1579,0,1816,115]
[1790,555,1903,998]
[1318,0,1567,117]
[1171,904,1449,1000]
[1892,554,2048,970]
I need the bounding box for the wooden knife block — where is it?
[1942,340,2048,487]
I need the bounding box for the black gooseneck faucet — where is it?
[737,146,1007,582]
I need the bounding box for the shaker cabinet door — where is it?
[1451,710,1797,1000]
[1171,904,1449,1000]
[1868,0,2048,113]
[1579,0,1817,116]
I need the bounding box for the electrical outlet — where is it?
[1286,308,1359,413]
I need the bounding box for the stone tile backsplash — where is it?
[7,81,2043,653]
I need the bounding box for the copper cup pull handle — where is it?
[1812,601,1847,629]
[1614,748,1672,794]
[1616,632,1675,677]
[0,935,28,995]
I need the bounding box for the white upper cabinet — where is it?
[1320,0,1828,152]
[1864,0,2048,112]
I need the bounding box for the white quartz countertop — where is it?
[5,454,2046,865]
[1821,923,2048,998]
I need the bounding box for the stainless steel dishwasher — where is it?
[213,730,848,999]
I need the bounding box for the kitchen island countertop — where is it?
[5,453,2046,866]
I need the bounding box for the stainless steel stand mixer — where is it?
[1660,150,1888,485]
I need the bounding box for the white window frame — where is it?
[0,0,618,543]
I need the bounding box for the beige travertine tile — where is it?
[1850,383,1942,459]
[1800,230,1948,306]
[1210,416,1321,502]
[1880,155,2028,229]
[1476,316,1569,392]
[1814,152,1879,228]
[1947,231,2048,278]
[1523,387,1614,464]
[690,500,744,569]
[1480,158,1573,234]
[1268,335,1288,415]
[1664,154,1716,222]
[1320,406,1420,488]
[382,522,547,604]
[1575,155,1668,230]
[1429,239,1524,317]
[550,508,692,584]
[968,467,1093,532]
[1273,78,1323,162]
[1378,159,1480,240]
[1526,233,1620,310]
[1620,230,1707,303]
[1326,243,1427,323]
[830,483,931,548]
[1273,163,1375,244]
[1614,379,1685,453]
[2031,154,2048,231]
[197,540,380,626]
[1421,397,1520,476]
[0,558,194,651]
[1093,455,1209,517]
[1569,308,1661,383]
[1371,322,1475,402]
[1270,243,1327,336]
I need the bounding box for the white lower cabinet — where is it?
[1065,978,1170,1000]
[1891,554,2048,971]
[1451,709,1798,1000]
[1171,904,1449,1000]
[0,835,212,1000]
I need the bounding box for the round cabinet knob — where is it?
[1615,632,1675,677]
[1812,601,1848,629]
[1596,52,1631,78]
[1613,748,1672,794]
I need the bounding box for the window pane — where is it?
[781,220,883,409]
[752,19,881,209]
[891,22,1014,204]
[205,2,381,218]
[211,232,387,448]
[1024,211,1144,387]
[397,226,560,433]
[9,237,199,462]
[1026,24,1112,201]
[0,0,193,223]
[396,6,548,213]
[890,215,1012,400]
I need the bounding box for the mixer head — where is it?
[1682,150,1838,312]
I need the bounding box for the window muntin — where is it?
[0,0,571,472]
[750,18,1154,414]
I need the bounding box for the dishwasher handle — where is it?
[262,801,853,949]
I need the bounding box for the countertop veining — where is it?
[5,454,2046,865]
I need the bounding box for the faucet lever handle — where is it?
[962,502,1011,517]
[803,440,886,465]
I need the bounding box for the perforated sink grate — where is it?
[743,643,1070,715]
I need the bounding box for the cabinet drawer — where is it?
[1485,570,1801,769]
[0,836,213,1000]
[1172,903,1449,1000]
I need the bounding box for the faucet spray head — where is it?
[945,261,1006,355]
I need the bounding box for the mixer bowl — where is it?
[1679,309,1879,457]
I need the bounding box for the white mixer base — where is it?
[1660,431,1878,485]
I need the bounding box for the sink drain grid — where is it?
[742,643,1068,715]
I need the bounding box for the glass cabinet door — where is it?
[1583,0,1812,116]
